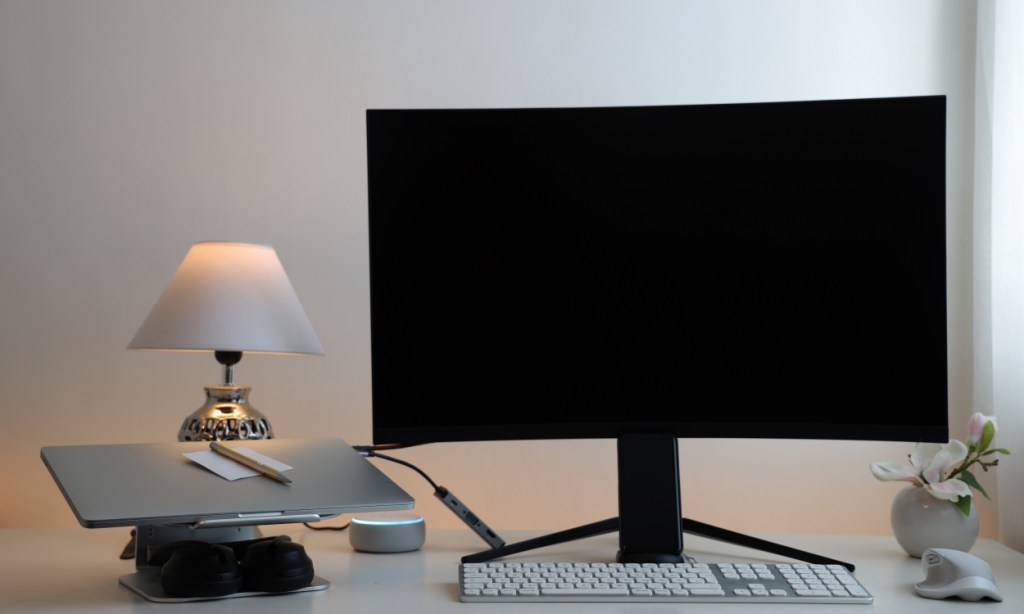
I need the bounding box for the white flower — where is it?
[872,412,1009,515]
[870,440,971,501]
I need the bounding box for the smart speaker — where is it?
[349,513,426,553]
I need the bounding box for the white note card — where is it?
[184,448,293,481]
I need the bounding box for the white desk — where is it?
[1,526,1021,612]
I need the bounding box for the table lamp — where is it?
[128,241,324,441]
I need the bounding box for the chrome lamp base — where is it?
[178,385,274,441]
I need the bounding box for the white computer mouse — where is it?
[914,547,1003,602]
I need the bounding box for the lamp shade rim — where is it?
[126,345,325,357]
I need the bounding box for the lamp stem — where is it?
[214,350,243,386]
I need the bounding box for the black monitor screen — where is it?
[367,96,948,448]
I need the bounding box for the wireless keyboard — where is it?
[459,560,874,604]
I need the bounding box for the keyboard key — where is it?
[542,587,630,596]
[691,587,727,596]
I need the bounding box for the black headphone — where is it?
[149,535,315,598]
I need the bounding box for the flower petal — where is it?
[909,442,943,472]
[869,462,921,484]
[922,440,968,484]
[966,412,986,447]
[924,478,971,501]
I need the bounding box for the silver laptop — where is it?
[41,437,414,528]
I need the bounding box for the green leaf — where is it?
[960,470,990,500]
[980,421,996,451]
[955,495,973,516]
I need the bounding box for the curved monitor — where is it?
[367,96,949,449]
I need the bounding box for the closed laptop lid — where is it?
[41,437,414,528]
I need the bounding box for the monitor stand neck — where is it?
[616,433,684,562]
[461,434,856,572]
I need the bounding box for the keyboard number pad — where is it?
[773,563,871,599]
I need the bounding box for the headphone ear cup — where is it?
[160,542,243,598]
[240,535,315,593]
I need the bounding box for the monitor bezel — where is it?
[366,95,951,450]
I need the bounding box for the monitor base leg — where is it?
[461,517,856,572]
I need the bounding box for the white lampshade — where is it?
[128,242,324,356]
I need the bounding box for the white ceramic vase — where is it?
[890,485,979,557]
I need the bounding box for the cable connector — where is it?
[434,486,506,549]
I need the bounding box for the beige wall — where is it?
[1,0,988,541]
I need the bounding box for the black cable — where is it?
[355,444,506,549]
[301,446,435,534]
[304,521,351,531]
[364,450,441,490]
